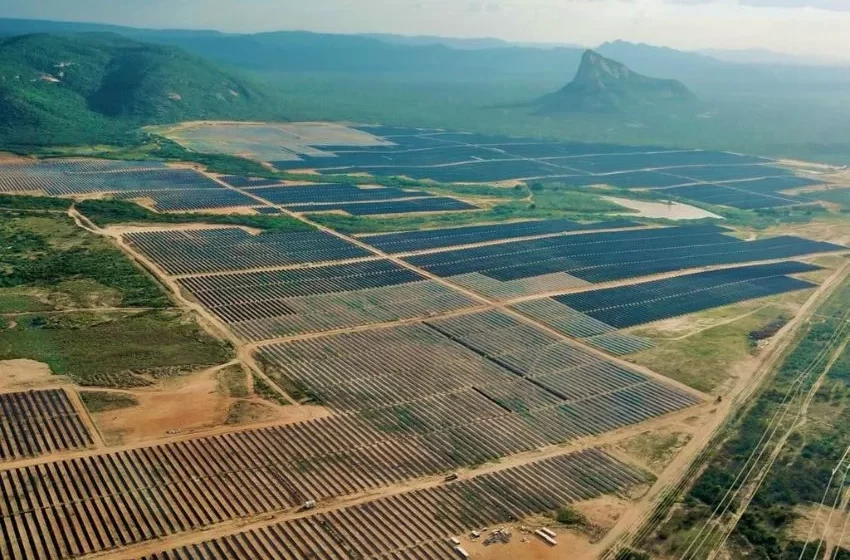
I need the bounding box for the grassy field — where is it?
[0,206,234,388]
[0,207,170,308]
[629,303,796,394]
[311,188,631,234]
[0,310,232,387]
[80,391,139,413]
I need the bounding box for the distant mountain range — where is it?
[0,18,847,92]
[0,17,848,162]
[536,50,697,114]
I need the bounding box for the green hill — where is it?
[0,33,284,147]
[537,50,698,114]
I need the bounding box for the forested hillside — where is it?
[0,33,284,147]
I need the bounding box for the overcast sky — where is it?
[3,0,849,61]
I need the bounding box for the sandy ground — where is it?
[92,366,229,445]
[602,196,724,220]
[457,529,581,560]
[790,500,850,555]
[0,359,64,392]
[90,364,331,446]
[777,159,847,172]
[575,496,631,531]
[0,153,33,164]
[455,500,629,560]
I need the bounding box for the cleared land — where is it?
[601,196,723,220]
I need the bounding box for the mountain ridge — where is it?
[536,49,697,114]
[0,32,284,146]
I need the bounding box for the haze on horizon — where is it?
[1,0,848,63]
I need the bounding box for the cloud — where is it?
[740,0,850,9]
[671,0,850,9]
[467,2,503,13]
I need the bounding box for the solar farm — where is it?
[265,125,828,210]
[1,121,849,560]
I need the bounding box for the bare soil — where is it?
[91,366,229,445]
[789,501,850,553]
[457,529,581,560]
[456,501,629,560]
[90,365,330,446]
[602,196,723,220]
[0,359,63,392]
[610,428,694,474]
[574,496,630,532]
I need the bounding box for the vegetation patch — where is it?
[80,391,139,413]
[630,305,790,393]
[0,33,287,149]
[0,210,169,307]
[554,505,589,528]
[217,364,249,398]
[0,310,232,388]
[225,400,271,425]
[0,290,53,314]
[0,194,72,212]
[51,279,123,308]
[252,373,289,406]
[311,199,615,234]
[529,185,631,214]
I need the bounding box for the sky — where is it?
[2,0,849,62]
